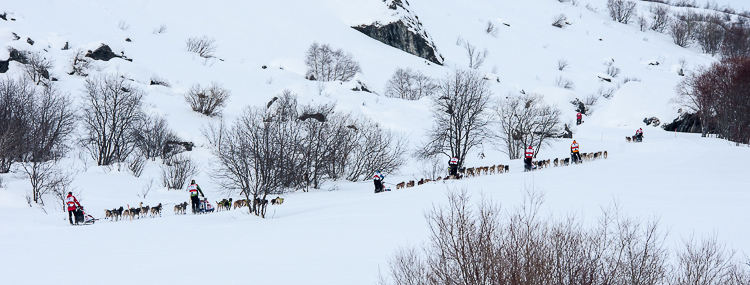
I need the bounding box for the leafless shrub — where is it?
[417,69,491,168]
[382,189,671,285]
[650,5,671,32]
[69,49,92,77]
[117,20,130,31]
[558,58,569,71]
[160,154,197,190]
[152,23,167,34]
[638,14,649,31]
[185,36,216,58]
[384,67,438,100]
[485,21,498,37]
[552,14,568,28]
[463,41,488,69]
[598,85,618,98]
[495,93,562,159]
[622,77,641,84]
[81,73,145,166]
[584,93,599,111]
[417,155,444,181]
[607,0,638,24]
[22,161,76,207]
[670,234,738,285]
[606,65,621,77]
[23,52,53,85]
[305,42,361,82]
[133,114,179,161]
[556,75,575,89]
[139,177,154,199]
[696,22,726,55]
[0,175,5,189]
[721,24,750,58]
[126,154,146,177]
[184,82,230,116]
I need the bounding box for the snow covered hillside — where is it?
[1,0,749,284]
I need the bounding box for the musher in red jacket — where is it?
[576,112,582,125]
[66,192,81,225]
[524,146,534,172]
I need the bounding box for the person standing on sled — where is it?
[187,180,204,214]
[571,140,581,164]
[449,157,459,178]
[524,145,534,172]
[373,171,385,193]
[65,192,81,225]
[635,128,643,142]
[576,112,582,125]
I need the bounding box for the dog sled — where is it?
[197,200,215,214]
[74,206,98,225]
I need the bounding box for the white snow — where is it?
[1,0,749,284]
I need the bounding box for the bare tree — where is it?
[696,22,726,56]
[721,24,750,58]
[133,114,179,161]
[184,82,230,116]
[305,42,361,82]
[160,154,197,190]
[185,36,216,58]
[495,93,562,159]
[650,4,671,32]
[81,73,145,166]
[671,20,693,47]
[608,0,638,24]
[418,69,492,168]
[345,119,408,182]
[384,67,438,100]
[463,41,488,69]
[417,154,444,181]
[0,77,34,173]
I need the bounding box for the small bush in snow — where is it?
[670,20,692,47]
[184,82,230,117]
[152,23,167,34]
[305,42,361,82]
[117,20,130,31]
[607,0,638,24]
[160,154,197,190]
[552,14,568,28]
[555,76,575,89]
[69,49,92,77]
[485,21,498,37]
[463,41,488,69]
[606,65,621,78]
[149,75,171,87]
[598,86,617,98]
[384,67,437,100]
[133,114,179,161]
[185,36,217,58]
[557,58,569,71]
[23,52,53,85]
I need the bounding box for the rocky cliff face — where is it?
[353,0,444,65]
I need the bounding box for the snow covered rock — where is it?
[352,0,444,65]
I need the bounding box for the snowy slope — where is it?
[1,0,749,284]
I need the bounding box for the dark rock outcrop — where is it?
[662,112,702,133]
[0,48,29,73]
[85,44,120,61]
[353,0,443,65]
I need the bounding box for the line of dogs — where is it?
[395,164,512,189]
[539,150,608,169]
[103,196,286,220]
[104,202,163,221]
[394,151,608,189]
